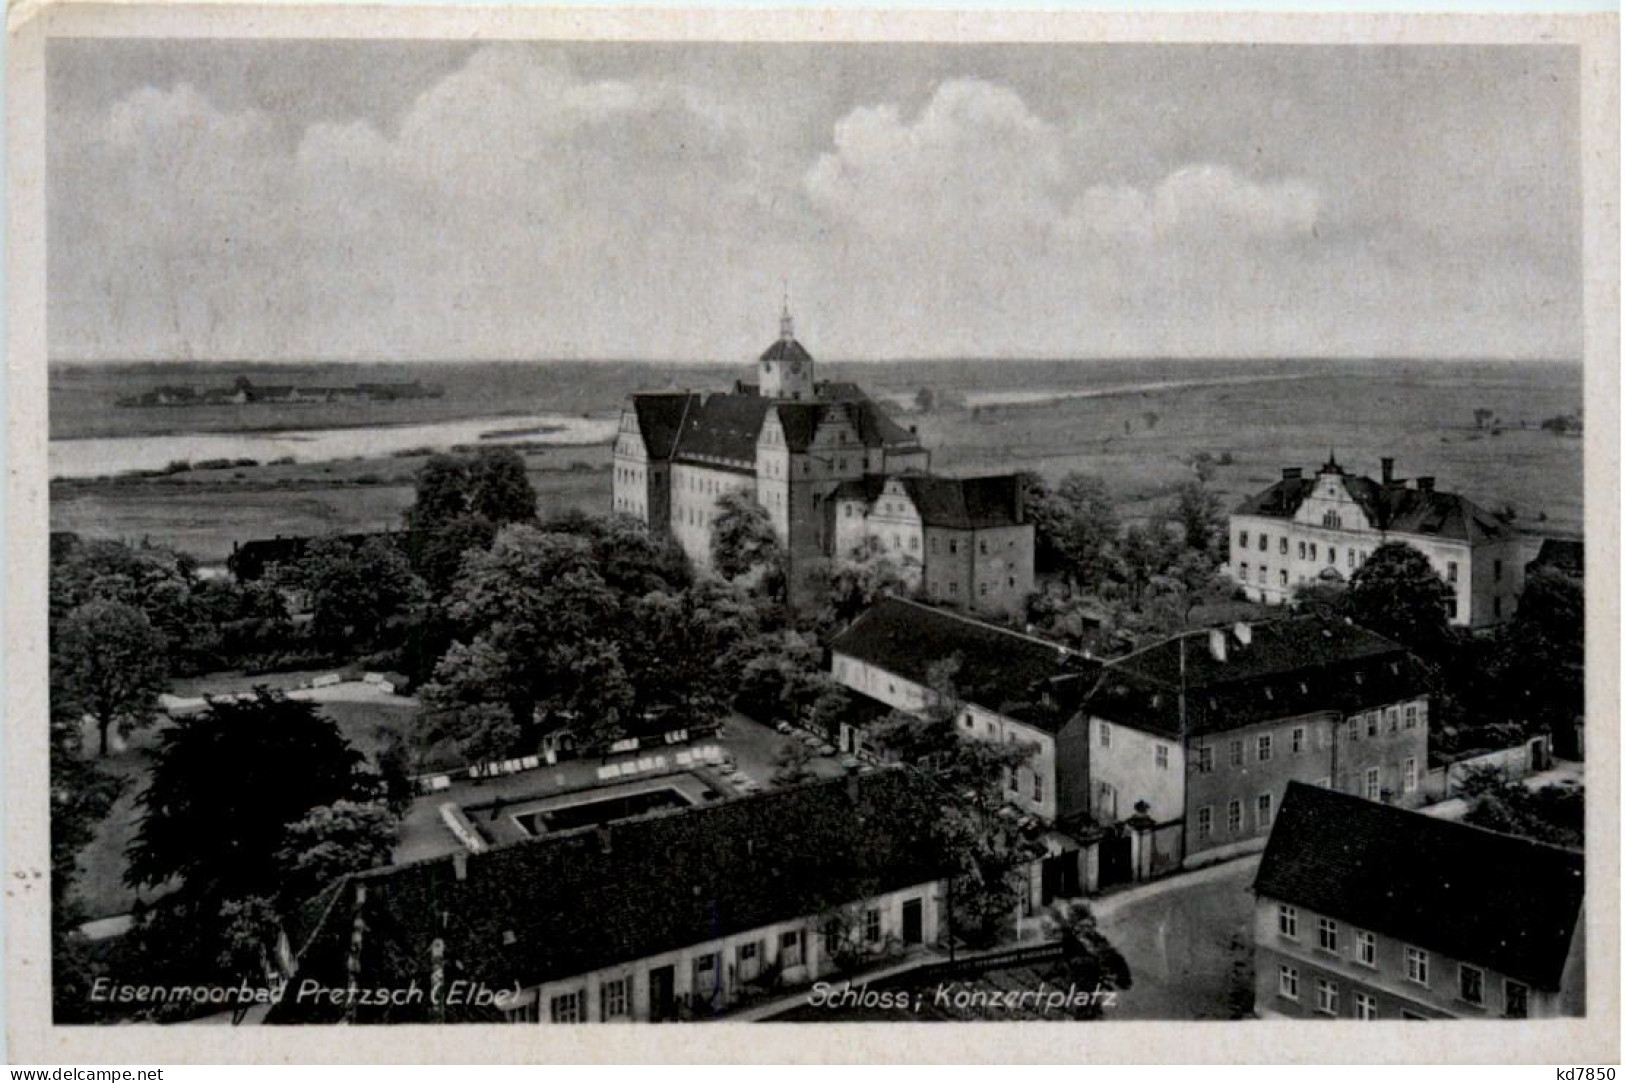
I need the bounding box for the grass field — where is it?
[50,358,1585,563]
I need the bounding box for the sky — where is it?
[47,40,1583,363]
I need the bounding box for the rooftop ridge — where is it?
[872,593,1081,658]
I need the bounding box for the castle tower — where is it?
[758,294,815,400]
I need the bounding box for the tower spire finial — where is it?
[779,280,794,341]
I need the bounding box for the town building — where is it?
[1076,616,1431,879]
[1226,455,1525,627]
[612,307,1033,615]
[1253,782,1585,1019]
[828,595,1098,826]
[272,769,953,1023]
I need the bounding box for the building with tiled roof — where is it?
[829,596,1098,826]
[612,305,1032,614]
[1252,782,1584,1019]
[269,769,954,1024]
[1226,455,1527,627]
[1075,615,1430,874]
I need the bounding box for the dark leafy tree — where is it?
[294,535,425,645]
[1172,479,1225,555]
[1023,472,1119,588]
[770,737,818,787]
[274,800,398,901]
[126,691,373,901]
[710,490,781,581]
[1492,566,1584,734]
[467,447,539,525]
[54,599,169,757]
[1344,541,1452,656]
[822,537,914,629]
[1458,767,1583,849]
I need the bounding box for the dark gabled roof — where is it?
[832,473,1025,530]
[899,475,1024,530]
[830,596,1095,733]
[1236,467,1510,544]
[270,769,951,1022]
[1254,782,1584,990]
[629,392,701,461]
[1083,617,1424,739]
[669,393,776,469]
[759,336,815,365]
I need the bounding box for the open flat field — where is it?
[50,358,1584,564]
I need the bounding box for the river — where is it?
[49,412,620,480]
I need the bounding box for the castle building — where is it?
[613,307,1033,615]
[1225,456,1526,627]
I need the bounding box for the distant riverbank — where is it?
[49,412,619,480]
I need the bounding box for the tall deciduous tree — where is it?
[126,691,373,900]
[55,599,169,757]
[1022,472,1120,587]
[710,490,781,580]
[274,799,399,901]
[1172,479,1225,555]
[1344,541,1452,655]
[295,535,425,645]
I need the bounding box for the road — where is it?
[1091,854,1261,1020]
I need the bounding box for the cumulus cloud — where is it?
[47,50,1578,363]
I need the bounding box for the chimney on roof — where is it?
[1208,628,1228,662]
[1233,622,1253,646]
[1381,457,1396,484]
[451,852,467,881]
[1416,476,1435,492]
[1282,467,1302,480]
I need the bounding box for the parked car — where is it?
[775,721,794,734]
[818,743,836,757]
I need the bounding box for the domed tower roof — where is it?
[758,291,814,399]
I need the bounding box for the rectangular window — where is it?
[1298,541,1307,559]
[1256,792,1273,830]
[1403,758,1418,794]
[1446,561,1458,584]
[1347,716,1360,742]
[1318,917,1339,953]
[1259,533,1268,552]
[1459,965,1484,1006]
[1240,530,1250,549]
[1197,806,1213,841]
[738,939,761,981]
[1494,559,1504,581]
[1505,980,1529,1019]
[1032,770,1043,803]
[1404,704,1418,729]
[1230,739,1243,767]
[1366,713,1379,738]
[1257,734,1273,762]
[1291,727,1306,754]
[1364,767,1382,801]
[1196,746,1213,774]
[1155,744,1169,770]
[1405,947,1429,986]
[550,989,585,1024]
[1277,905,1298,940]
[1278,965,1299,1002]
[1099,721,1112,748]
[780,929,804,968]
[1227,800,1242,834]
[1329,547,1337,565]
[1280,537,1288,555]
[1447,598,1458,620]
[1280,569,1288,588]
[1354,992,1378,1020]
[600,977,630,1020]
[949,540,959,555]
[1386,707,1400,732]
[863,907,882,944]
[1310,543,1318,561]
[1354,929,1376,967]
[1239,562,1249,583]
[1315,978,1339,1016]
